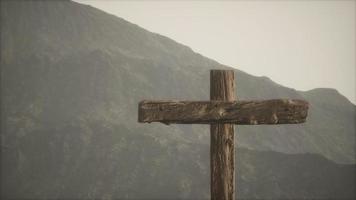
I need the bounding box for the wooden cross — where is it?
[138,70,308,200]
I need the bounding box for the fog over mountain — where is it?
[1,0,355,199]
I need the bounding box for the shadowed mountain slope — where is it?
[1,0,355,199]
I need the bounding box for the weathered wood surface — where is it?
[137,69,309,200]
[210,70,235,200]
[138,99,308,125]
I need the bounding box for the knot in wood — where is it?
[218,108,225,118]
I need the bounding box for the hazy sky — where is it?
[75,0,355,103]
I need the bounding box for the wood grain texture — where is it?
[210,70,235,200]
[138,99,309,125]
[137,69,309,200]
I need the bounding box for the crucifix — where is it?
[138,70,308,200]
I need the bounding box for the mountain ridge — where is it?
[1,0,355,199]
[2,0,355,162]
[74,0,356,105]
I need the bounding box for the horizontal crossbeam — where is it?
[138,99,308,125]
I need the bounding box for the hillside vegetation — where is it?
[1,0,355,199]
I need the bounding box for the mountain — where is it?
[1,0,355,199]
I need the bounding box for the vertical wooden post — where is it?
[210,70,236,200]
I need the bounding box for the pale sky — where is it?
[75,0,355,104]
